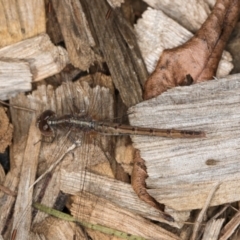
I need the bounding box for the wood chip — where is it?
[143,0,211,32]
[11,121,41,240]
[219,210,240,240]
[191,182,220,240]
[129,73,240,212]
[0,0,45,47]
[70,192,181,240]
[0,33,69,86]
[202,218,225,240]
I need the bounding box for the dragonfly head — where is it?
[36,110,55,137]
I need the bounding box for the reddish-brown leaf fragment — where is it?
[144,0,240,100]
[131,150,174,222]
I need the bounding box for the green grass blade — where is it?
[33,202,147,240]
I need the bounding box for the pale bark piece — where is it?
[202,219,225,240]
[0,59,32,100]
[135,8,233,77]
[0,33,69,84]
[143,0,211,32]
[70,193,181,240]
[129,73,240,211]
[0,0,45,47]
[11,121,41,240]
[51,0,99,71]
[220,210,240,240]
[207,0,216,8]
[191,182,220,240]
[60,169,185,228]
[107,0,124,8]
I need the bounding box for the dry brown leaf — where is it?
[144,0,240,100]
[131,150,174,222]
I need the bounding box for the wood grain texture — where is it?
[129,73,240,211]
[143,0,211,32]
[0,59,32,100]
[70,193,181,240]
[202,219,225,240]
[60,169,186,228]
[0,0,45,47]
[11,121,41,240]
[51,0,147,107]
[80,0,148,107]
[0,33,69,84]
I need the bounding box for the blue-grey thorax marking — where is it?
[48,117,95,129]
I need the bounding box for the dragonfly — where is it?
[6,73,205,240]
[37,109,204,140]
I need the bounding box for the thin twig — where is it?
[219,209,240,240]
[0,100,35,112]
[191,182,221,240]
[0,184,17,197]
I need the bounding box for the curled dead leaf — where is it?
[144,0,240,100]
[131,150,174,222]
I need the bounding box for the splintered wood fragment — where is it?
[51,0,146,106]
[0,59,32,100]
[129,74,240,212]
[33,203,147,240]
[67,0,147,107]
[60,169,183,228]
[202,219,225,240]
[191,182,220,240]
[0,33,69,84]
[69,193,181,240]
[219,210,240,240]
[0,0,45,47]
[51,0,99,71]
[143,0,211,32]
[107,0,124,8]
[11,121,41,240]
[135,8,233,78]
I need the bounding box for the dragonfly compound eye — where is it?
[37,110,56,137]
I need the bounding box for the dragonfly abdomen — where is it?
[94,122,205,138]
[37,110,205,139]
